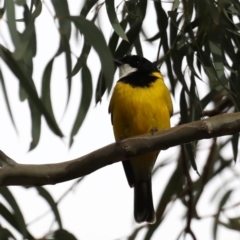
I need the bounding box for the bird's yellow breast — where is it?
[109,72,172,140]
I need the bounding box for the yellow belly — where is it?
[109,72,172,180]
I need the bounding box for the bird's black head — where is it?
[114,55,160,87]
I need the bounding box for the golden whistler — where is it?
[109,55,173,224]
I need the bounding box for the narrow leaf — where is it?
[231,133,239,162]
[70,65,92,147]
[41,59,55,119]
[0,68,18,133]
[70,16,115,93]
[28,99,41,150]
[115,0,147,59]
[0,187,27,238]
[184,143,199,175]
[71,40,91,77]
[5,0,20,51]
[35,187,62,229]
[0,45,63,137]
[0,225,16,240]
[105,0,128,41]
[80,0,98,17]
[180,88,188,123]
[213,190,233,240]
[51,0,71,40]
[51,229,77,240]
[31,0,42,19]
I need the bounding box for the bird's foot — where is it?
[150,127,158,135]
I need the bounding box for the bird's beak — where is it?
[113,59,122,67]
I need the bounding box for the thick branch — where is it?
[0,112,240,186]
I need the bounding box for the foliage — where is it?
[0,0,240,239]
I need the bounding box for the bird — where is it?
[109,54,173,224]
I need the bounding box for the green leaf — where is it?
[71,40,91,77]
[0,68,18,134]
[172,51,190,94]
[213,189,233,240]
[95,72,105,104]
[5,0,20,52]
[186,46,201,80]
[51,0,71,40]
[0,6,5,18]
[70,65,93,147]
[13,3,37,60]
[80,0,98,17]
[153,1,168,41]
[0,187,28,238]
[28,99,41,151]
[62,35,72,113]
[35,187,62,229]
[31,0,42,19]
[94,18,127,104]
[172,0,180,11]
[115,0,147,59]
[105,0,128,41]
[200,88,219,110]
[108,18,128,54]
[144,159,184,239]
[48,229,78,240]
[134,35,143,57]
[208,40,228,85]
[0,45,63,137]
[0,203,20,236]
[231,133,239,162]
[70,16,115,93]
[184,143,199,175]
[180,88,188,123]
[41,59,55,119]
[0,225,16,240]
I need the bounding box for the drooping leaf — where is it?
[13,4,37,60]
[180,88,188,123]
[0,224,16,240]
[41,59,55,121]
[114,0,147,59]
[71,39,91,78]
[0,187,28,238]
[48,229,77,240]
[28,99,41,151]
[70,65,92,147]
[213,190,233,240]
[231,133,239,162]
[0,68,18,134]
[134,35,143,57]
[35,187,62,229]
[62,35,72,113]
[0,46,63,137]
[0,203,22,237]
[184,143,199,175]
[105,0,128,41]
[80,0,98,17]
[51,0,71,40]
[144,157,184,239]
[31,0,42,19]
[70,16,115,93]
[5,0,20,52]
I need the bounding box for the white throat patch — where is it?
[119,64,137,79]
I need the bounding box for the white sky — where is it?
[0,1,239,240]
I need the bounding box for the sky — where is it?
[0,1,240,240]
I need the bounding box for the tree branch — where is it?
[0,112,240,186]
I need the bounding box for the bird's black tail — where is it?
[134,179,156,224]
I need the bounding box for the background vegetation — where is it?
[0,0,240,239]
